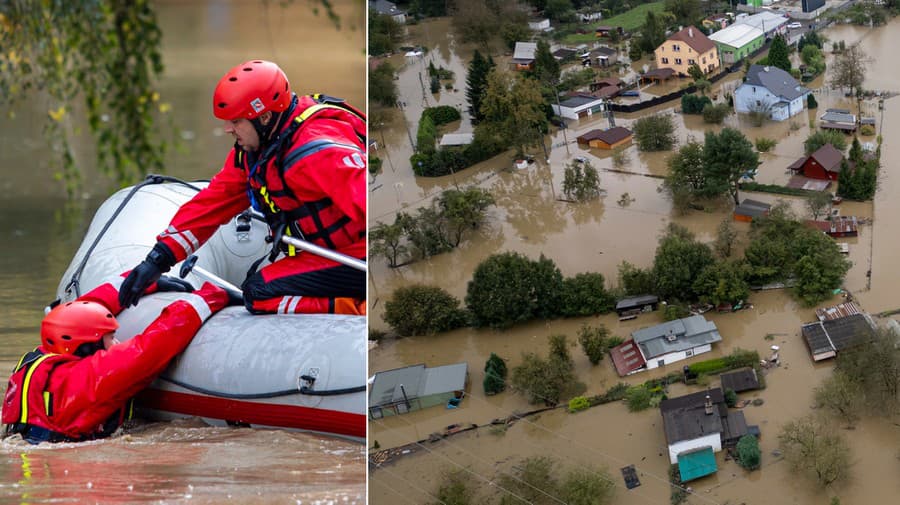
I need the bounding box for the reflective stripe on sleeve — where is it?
[182,294,212,322]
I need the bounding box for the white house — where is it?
[528,18,551,32]
[369,0,406,24]
[631,315,723,370]
[735,64,809,121]
[551,93,605,120]
[660,388,750,464]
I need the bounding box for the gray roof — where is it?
[820,110,856,124]
[369,363,468,406]
[737,11,789,33]
[370,0,405,17]
[439,133,475,147]
[802,313,875,356]
[616,295,659,311]
[660,388,726,444]
[632,316,722,359]
[734,199,771,217]
[744,65,808,101]
[720,368,760,393]
[513,42,537,62]
[559,95,601,108]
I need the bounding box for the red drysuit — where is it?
[157,94,366,315]
[1,278,228,442]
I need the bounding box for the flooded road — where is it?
[0,1,365,502]
[370,17,900,505]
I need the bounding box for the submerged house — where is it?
[368,363,468,418]
[820,109,857,132]
[654,26,719,76]
[575,127,633,150]
[512,42,538,71]
[734,65,809,121]
[552,93,606,120]
[788,143,844,181]
[660,388,752,467]
[609,316,722,376]
[733,199,771,222]
[801,312,876,361]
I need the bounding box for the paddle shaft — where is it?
[279,235,366,272]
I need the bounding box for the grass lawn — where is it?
[604,1,665,31]
[560,2,666,44]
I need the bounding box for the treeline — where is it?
[383,251,617,335]
[381,209,851,337]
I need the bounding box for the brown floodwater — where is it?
[369,17,900,505]
[0,1,365,502]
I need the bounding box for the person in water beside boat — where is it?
[2,275,229,444]
[119,59,366,316]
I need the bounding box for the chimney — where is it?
[689,27,694,37]
[704,394,713,415]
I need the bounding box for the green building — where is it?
[709,23,765,66]
[368,363,469,419]
[677,447,718,482]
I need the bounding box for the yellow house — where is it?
[654,26,719,77]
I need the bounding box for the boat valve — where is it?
[235,211,252,242]
[299,369,319,392]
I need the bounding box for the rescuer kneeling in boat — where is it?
[118,59,366,316]
[1,276,229,444]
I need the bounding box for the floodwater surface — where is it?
[0,1,366,503]
[369,17,900,505]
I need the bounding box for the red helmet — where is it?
[213,60,292,120]
[41,301,119,355]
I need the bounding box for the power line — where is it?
[370,463,448,505]
[370,416,536,505]
[372,410,568,505]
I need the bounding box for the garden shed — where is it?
[368,363,468,419]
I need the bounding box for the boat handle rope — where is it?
[64,174,207,298]
[158,375,365,399]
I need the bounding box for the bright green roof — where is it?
[677,447,717,482]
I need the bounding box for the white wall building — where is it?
[735,64,809,121]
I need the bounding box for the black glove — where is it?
[119,243,175,308]
[156,276,195,293]
[225,287,245,307]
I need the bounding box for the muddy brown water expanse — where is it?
[0,1,365,503]
[369,18,900,504]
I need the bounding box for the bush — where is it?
[568,396,590,413]
[860,124,876,136]
[383,284,468,336]
[369,156,382,174]
[755,137,777,152]
[804,129,847,155]
[681,94,712,114]
[578,324,610,365]
[736,434,761,470]
[807,93,818,109]
[625,385,652,411]
[702,103,731,124]
[724,388,738,408]
[423,105,461,126]
[466,252,563,328]
[589,383,630,406]
[663,302,690,321]
[484,353,508,395]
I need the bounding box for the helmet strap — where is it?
[73,340,105,358]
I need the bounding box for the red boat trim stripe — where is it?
[136,388,365,438]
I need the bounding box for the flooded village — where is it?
[368,2,900,504]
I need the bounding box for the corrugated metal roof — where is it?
[616,295,660,311]
[737,11,789,33]
[720,368,760,393]
[660,388,726,444]
[816,302,861,321]
[710,24,764,48]
[610,339,647,376]
[513,42,537,61]
[369,363,468,406]
[420,362,468,396]
[439,133,475,147]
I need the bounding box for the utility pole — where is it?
[553,82,571,156]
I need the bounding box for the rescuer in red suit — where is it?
[2,276,228,444]
[118,60,367,316]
